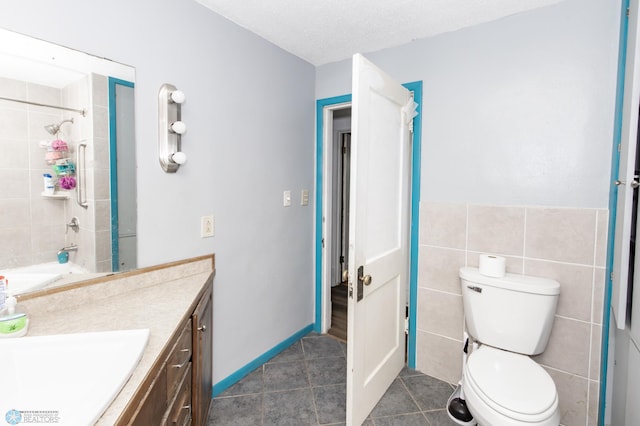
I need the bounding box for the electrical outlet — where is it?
[301,189,309,206]
[283,190,291,207]
[201,215,214,238]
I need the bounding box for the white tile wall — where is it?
[0,74,110,271]
[0,77,65,268]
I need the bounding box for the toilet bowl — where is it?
[458,266,562,426]
[462,346,559,426]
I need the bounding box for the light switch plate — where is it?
[283,190,291,207]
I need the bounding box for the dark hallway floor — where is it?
[208,333,459,425]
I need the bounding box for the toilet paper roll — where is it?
[478,254,506,278]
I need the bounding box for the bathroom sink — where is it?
[0,328,149,425]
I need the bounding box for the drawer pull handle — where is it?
[197,324,207,332]
[174,405,191,426]
[172,358,190,369]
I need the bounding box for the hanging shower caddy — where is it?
[40,118,77,199]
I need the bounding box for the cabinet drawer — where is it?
[167,320,192,397]
[163,363,192,426]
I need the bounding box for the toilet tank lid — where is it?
[459,267,560,296]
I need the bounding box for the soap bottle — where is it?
[43,173,55,195]
[0,275,6,311]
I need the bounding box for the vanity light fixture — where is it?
[158,83,187,173]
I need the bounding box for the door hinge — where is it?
[627,7,630,17]
[407,92,416,134]
[404,317,409,335]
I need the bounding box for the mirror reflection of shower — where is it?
[44,118,74,136]
[0,28,137,292]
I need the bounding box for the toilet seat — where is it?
[463,346,559,424]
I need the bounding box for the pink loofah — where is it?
[51,139,68,151]
[58,176,76,190]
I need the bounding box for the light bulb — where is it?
[171,152,187,164]
[170,90,186,104]
[170,121,187,134]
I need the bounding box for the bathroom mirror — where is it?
[0,28,137,295]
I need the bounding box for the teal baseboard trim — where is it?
[211,323,314,397]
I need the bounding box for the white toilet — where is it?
[459,267,561,426]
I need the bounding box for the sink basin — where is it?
[0,329,149,425]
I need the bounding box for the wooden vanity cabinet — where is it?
[192,283,213,426]
[121,278,213,426]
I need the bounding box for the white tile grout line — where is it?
[522,207,528,273]
[585,210,600,426]
[464,203,469,267]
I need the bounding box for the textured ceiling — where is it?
[195,0,565,65]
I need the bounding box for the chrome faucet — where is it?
[58,243,78,256]
[66,217,80,233]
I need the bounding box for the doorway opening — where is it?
[317,64,421,423]
[327,107,351,341]
[322,106,410,349]
[314,80,422,369]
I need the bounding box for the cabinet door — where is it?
[130,365,168,426]
[192,285,213,426]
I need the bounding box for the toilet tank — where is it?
[459,267,560,355]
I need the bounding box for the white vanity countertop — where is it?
[20,257,214,425]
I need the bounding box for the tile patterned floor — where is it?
[208,333,460,425]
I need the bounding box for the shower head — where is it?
[44,124,58,135]
[44,118,74,136]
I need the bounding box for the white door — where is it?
[346,53,413,426]
[613,0,640,329]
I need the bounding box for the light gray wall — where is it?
[0,0,316,384]
[316,0,620,209]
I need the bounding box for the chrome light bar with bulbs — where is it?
[158,83,187,173]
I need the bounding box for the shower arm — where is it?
[45,118,75,136]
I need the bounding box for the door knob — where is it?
[615,179,640,188]
[363,275,372,286]
[342,270,349,282]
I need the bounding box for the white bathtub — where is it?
[1,262,89,295]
